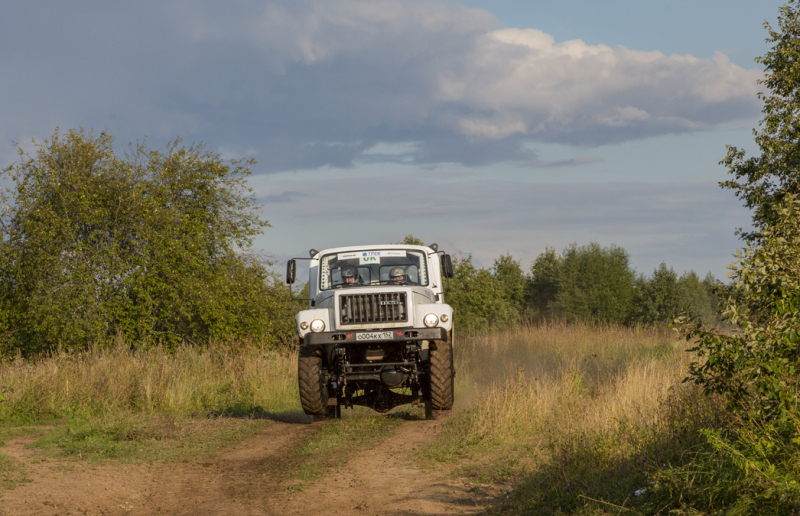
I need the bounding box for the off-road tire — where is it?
[429,340,454,411]
[298,346,331,417]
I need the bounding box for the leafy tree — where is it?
[554,242,635,324]
[0,129,292,354]
[527,247,561,319]
[721,2,800,235]
[682,201,800,418]
[634,263,680,324]
[492,253,527,313]
[701,271,722,318]
[676,271,714,322]
[445,254,519,332]
[400,234,425,246]
[649,8,800,513]
[681,2,800,418]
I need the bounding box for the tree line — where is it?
[0,129,719,356]
[440,241,720,333]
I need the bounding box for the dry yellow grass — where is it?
[436,321,694,460]
[0,342,299,422]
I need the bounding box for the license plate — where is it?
[356,331,394,341]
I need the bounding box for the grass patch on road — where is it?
[0,453,32,490]
[283,411,403,491]
[30,414,272,463]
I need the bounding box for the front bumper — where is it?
[303,327,447,346]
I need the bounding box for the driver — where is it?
[389,266,406,285]
[340,265,361,287]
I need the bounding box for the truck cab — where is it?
[286,244,455,418]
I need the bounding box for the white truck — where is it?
[286,244,456,419]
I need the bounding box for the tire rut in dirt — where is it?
[429,340,454,410]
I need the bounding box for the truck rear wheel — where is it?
[429,340,454,411]
[298,346,334,417]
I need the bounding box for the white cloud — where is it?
[170,1,761,157]
[0,0,763,172]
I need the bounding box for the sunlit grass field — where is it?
[0,322,716,512]
[0,342,299,423]
[429,321,716,515]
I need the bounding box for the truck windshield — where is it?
[319,250,429,291]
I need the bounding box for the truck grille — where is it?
[340,292,408,325]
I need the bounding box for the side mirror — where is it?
[441,254,454,279]
[286,259,296,284]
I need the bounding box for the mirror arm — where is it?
[286,257,315,303]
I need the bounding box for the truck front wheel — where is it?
[298,346,335,417]
[429,340,454,411]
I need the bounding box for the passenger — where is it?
[389,267,406,285]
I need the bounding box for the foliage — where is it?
[680,196,800,418]
[442,242,715,330]
[635,263,681,324]
[677,270,716,322]
[527,247,561,319]
[679,1,800,418]
[0,129,295,354]
[634,264,715,324]
[645,409,800,515]
[553,242,635,325]
[721,1,800,235]
[445,254,520,332]
[399,234,425,246]
[665,6,800,513]
[492,253,527,314]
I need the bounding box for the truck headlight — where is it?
[310,319,326,333]
[423,313,439,327]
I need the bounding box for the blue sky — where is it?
[0,0,787,279]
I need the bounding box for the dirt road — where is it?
[0,415,495,515]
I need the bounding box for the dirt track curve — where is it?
[0,415,496,515]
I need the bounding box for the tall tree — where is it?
[527,247,561,319]
[554,242,635,324]
[721,2,800,235]
[0,129,292,354]
[634,263,680,324]
[493,253,527,314]
[445,255,519,331]
[682,2,800,418]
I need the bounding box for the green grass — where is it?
[30,414,273,463]
[0,426,45,446]
[0,453,32,490]
[282,410,405,491]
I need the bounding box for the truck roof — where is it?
[312,244,436,258]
